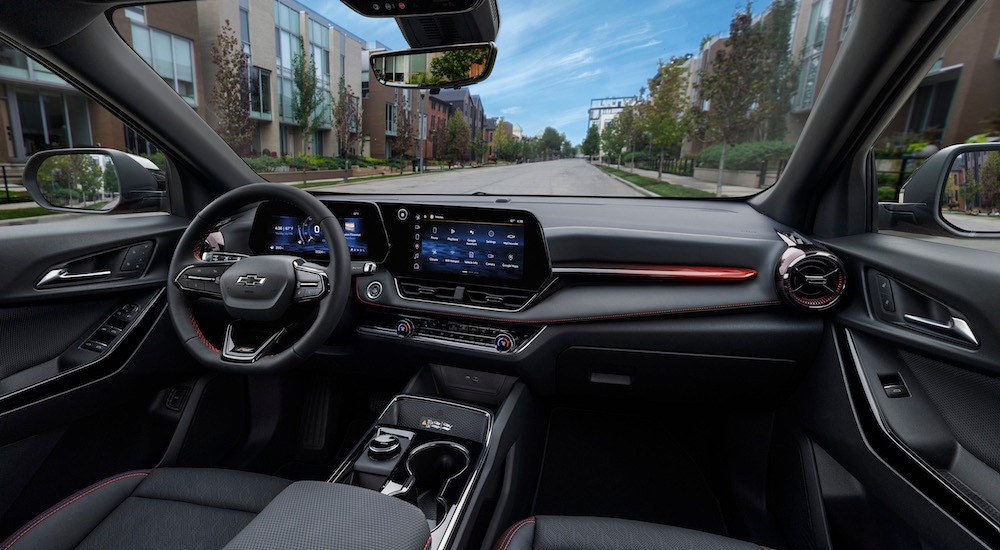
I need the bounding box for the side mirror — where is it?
[370,42,496,90]
[23,148,166,215]
[878,143,1000,237]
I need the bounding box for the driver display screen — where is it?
[265,214,370,258]
[412,213,525,281]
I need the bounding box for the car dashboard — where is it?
[219,193,830,400]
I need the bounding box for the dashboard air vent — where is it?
[397,279,533,311]
[775,247,846,311]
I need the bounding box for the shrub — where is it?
[877,186,897,201]
[242,155,285,173]
[695,141,795,170]
[141,152,167,171]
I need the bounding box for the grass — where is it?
[290,170,430,189]
[597,165,714,198]
[0,191,33,204]
[0,207,58,221]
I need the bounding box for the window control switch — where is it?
[883,383,910,398]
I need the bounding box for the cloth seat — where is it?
[1,468,431,550]
[494,516,770,550]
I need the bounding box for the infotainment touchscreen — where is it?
[412,213,525,281]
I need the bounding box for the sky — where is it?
[312,0,760,145]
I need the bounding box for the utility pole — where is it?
[417,90,425,172]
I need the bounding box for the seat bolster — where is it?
[494,516,536,550]
[0,470,150,550]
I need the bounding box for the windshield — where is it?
[96,0,843,198]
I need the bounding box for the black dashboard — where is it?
[228,193,827,401]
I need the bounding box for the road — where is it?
[311,158,645,196]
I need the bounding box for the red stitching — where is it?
[0,472,149,550]
[355,280,780,324]
[423,535,432,550]
[500,518,535,550]
[188,308,219,352]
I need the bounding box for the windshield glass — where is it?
[103,0,840,198]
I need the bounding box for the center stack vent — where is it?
[397,279,532,310]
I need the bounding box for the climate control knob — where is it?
[396,319,414,337]
[495,333,515,352]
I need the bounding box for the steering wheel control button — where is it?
[495,333,515,352]
[368,433,401,460]
[396,319,414,337]
[397,207,409,221]
[293,264,329,302]
[366,281,384,300]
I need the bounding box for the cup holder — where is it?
[402,441,470,527]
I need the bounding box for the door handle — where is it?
[38,268,112,287]
[903,313,979,346]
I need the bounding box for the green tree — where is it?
[642,57,690,181]
[493,118,514,161]
[540,127,563,161]
[601,119,626,165]
[291,42,325,155]
[980,151,1000,210]
[614,103,642,171]
[446,111,472,165]
[581,125,600,159]
[755,0,797,141]
[102,163,119,196]
[388,94,416,170]
[331,76,362,159]
[472,137,488,163]
[209,20,254,155]
[691,3,767,196]
[429,48,490,83]
[561,139,576,158]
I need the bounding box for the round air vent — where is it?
[775,247,846,311]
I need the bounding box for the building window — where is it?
[124,126,158,156]
[9,89,92,159]
[249,67,272,119]
[312,131,323,155]
[309,20,331,90]
[905,79,958,142]
[385,102,397,136]
[274,1,300,35]
[279,125,290,156]
[840,0,858,41]
[0,41,29,79]
[130,24,197,106]
[239,8,251,58]
[792,0,832,112]
[125,6,146,24]
[278,76,294,122]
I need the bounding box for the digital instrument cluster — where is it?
[249,201,388,262]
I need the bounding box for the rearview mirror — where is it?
[23,148,166,214]
[878,143,1000,236]
[370,42,496,90]
[340,0,483,18]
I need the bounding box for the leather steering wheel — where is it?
[166,183,351,373]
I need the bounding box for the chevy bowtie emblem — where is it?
[236,274,266,287]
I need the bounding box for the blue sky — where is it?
[313,0,756,144]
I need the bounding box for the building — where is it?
[484,117,513,160]
[587,96,638,159]
[435,89,486,161]
[1,0,366,164]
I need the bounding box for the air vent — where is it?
[397,279,533,311]
[775,247,846,311]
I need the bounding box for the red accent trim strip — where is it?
[1,471,150,550]
[356,280,780,325]
[555,263,757,282]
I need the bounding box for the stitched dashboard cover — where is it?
[222,481,430,550]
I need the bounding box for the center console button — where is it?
[368,433,401,460]
[495,333,515,352]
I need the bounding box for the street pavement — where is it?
[309,158,646,196]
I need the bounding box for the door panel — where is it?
[826,232,1000,545]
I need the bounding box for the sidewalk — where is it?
[608,163,762,197]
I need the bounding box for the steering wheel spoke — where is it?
[293,260,330,303]
[174,260,235,298]
[222,322,287,363]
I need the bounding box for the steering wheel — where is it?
[166,183,351,373]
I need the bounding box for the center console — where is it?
[330,395,493,550]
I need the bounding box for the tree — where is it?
[561,140,577,158]
[291,42,325,155]
[388,93,416,170]
[493,118,515,162]
[581,125,600,159]
[331,76,363,159]
[690,3,767,196]
[209,20,253,155]
[472,137,488,164]
[980,151,1000,210]
[429,48,490,83]
[755,0,797,142]
[540,127,563,161]
[613,103,642,171]
[601,119,626,166]
[446,111,472,165]
[642,57,690,180]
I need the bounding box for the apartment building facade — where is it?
[1,0,365,164]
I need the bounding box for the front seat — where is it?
[494,516,772,550]
[1,468,432,550]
